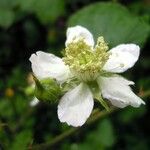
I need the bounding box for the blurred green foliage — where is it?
[68,2,150,47]
[0,0,65,28]
[62,119,116,150]
[0,0,150,150]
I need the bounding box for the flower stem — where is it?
[29,90,150,150]
[29,107,117,150]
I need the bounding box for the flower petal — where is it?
[57,83,94,127]
[29,51,71,83]
[97,76,145,108]
[65,25,94,47]
[103,44,140,73]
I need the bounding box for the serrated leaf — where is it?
[68,2,150,48]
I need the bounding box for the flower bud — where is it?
[33,75,61,103]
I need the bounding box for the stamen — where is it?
[63,36,109,81]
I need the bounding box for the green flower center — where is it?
[63,37,109,81]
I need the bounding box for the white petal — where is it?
[65,25,94,47]
[29,51,71,83]
[57,83,94,127]
[30,97,39,107]
[103,44,140,73]
[97,76,145,108]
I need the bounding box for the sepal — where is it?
[89,81,110,111]
[33,75,61,103]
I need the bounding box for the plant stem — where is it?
[29,90,149,150]
[29,107,117,150]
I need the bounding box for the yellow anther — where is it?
[63,36,109,81]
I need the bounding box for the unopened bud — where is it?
[33,75,61,103]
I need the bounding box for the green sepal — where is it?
[100,71,115,77]
[89,81,110,111]
[61,77,80,93]
[33,75,61,103]
[94,93,110,111]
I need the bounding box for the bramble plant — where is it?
[1,1,149,149]
[30,25,145,127]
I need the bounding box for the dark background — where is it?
[0,0,150,149]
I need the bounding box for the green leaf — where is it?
[85,119,115,148]
[62,119,115,150]
[35,0,65,24]
[17,0,36,12]
[0,0,17,9]
[0,9,15,28]
[11,130,32,150]
[97,119,116,147]
[19,0,65,24]
[68,2,150,48]
[0,99,14,118]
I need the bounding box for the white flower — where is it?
[29,25,145,127]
